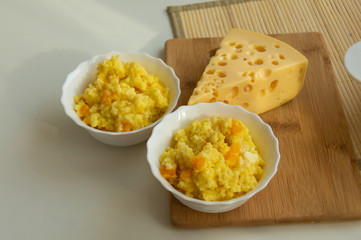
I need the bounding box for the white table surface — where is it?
[1,0,360,239]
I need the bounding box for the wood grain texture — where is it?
[164,32,361,228]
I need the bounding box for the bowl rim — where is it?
[146,102,280,205]
[60,51,181,136]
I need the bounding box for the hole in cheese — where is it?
[209,97,217,103]
[254,59,264,65]
[258,89,266,97]
[244,84,253,93]
[242,103,249,108]
[235,44,243,49]
[279,54,285,60]
[243,58,247,61]
[248,72,255,77]
[228,41,235,46]
[258,69,272,78]
[217,72,227,78]
[248,61,253,66]
[270,80,278,91]
[223,100,229,104]
[253,45,266,52]
[251,79,255,83]
[213,90,219,97]
[206,69,215,75]
[231,87,239,98]
[272,60,279,65]
[231,54,238,60]
[274,44,280,48]
[241,72,247,77]
[218,61,227,66]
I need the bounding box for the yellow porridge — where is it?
[159,117,264,201]
[74,55,169,132]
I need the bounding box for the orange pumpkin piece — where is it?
[192,156,206,170]
[79,104,89,117]
[101,89,114,105]
[160,165,176,179]
[180,170,192,180]
[122,122,133,132]
[230,120,243,134]
[225,143,240,167]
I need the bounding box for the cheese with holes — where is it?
[188,29,308,114]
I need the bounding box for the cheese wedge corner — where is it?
[188,29,308,114]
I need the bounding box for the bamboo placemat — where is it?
[167,0,361,168]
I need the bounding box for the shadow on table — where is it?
[6,49,171,227]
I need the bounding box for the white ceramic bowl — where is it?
[61,52,180,146]
[344,41,361,83]
[146,102,280,213]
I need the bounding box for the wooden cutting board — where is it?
[164,32,361,228]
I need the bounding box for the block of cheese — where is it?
[188,29,308,114]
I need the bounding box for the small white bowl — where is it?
[146,102,280,213]
[61,52,180,146]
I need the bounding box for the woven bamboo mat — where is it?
[167,0,361,168]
